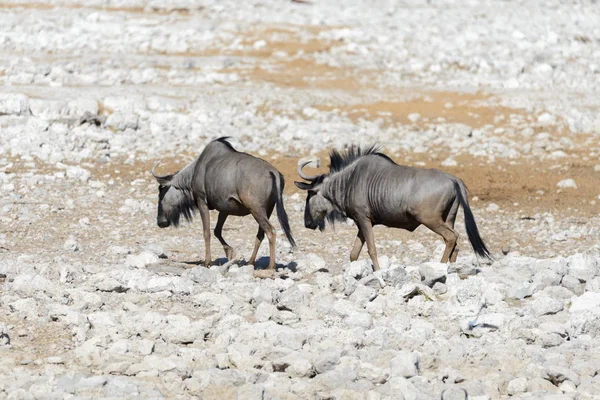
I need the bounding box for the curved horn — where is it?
[297,159,321,181]
[151,161,173,184]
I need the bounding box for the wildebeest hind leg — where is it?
[349,230,365,262]
[250,209,277,278]
[356,218,380,271]
[214,212,236,261]
[248,206,273,266]
[444,199,460,263]
[423,221,458,263]
[248,228,264,266]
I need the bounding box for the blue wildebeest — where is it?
[152,137,296,276]
[295,145,491,270]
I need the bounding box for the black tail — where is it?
[454,180,492,260]
[271,172,297,249]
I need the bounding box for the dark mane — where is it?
[329,144,394,174]
[213,136,237,152]
[158,184,197,228]
[167,190,196,227]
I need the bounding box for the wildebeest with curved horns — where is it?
[152,137,296,276]
[294,145,491,271]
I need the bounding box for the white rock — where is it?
[542,365,580,386]
[186,266,218,286]
[407,113,421,122]
[255,302,276,322]
[538,112,556,125]
[390,350,419,378]
[570,292,600,312]
[295,253,327,274]
[0,323,9,346]
[125,251,159,268]
[66,166,91,182]
[506,281,534,300]
[63,235,79,252]
[507,377,528,395]
[557,179,577,189]
[441,157,458,167]
[486,203,500,212]
[567,253,599,282]
[0,93,29,115]
[343,312,373,329]
[531,296,564,317]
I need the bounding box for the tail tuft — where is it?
[454,180,492,260]
[273,172,297,249]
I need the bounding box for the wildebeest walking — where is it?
[152,137,296,277]
[295,145,491,271]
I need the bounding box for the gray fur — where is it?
[154,137,296,270]
[295,145,491,270]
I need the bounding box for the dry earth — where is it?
[1,1,600,399]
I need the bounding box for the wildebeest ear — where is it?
[155,176,173,186]
[294,181,313,191]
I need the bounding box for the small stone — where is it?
[66,166,91,182]
[543,365,580,386]
[255,302,276,322]
[507,377,528,395]
[441,387,467,400]
[343,312,373,329]
[442,158,458,167]
[486,203,500,212]
[125,251,159,268]
[557,179,577,189]
[408,113,421,122]
[559,380,577,393]
[562,274,584,294]
[400,283,437,301]
[570,292,600,312]
[531,296,564,317]
[63,235,79,252]
[390,350,419,378]
[46,356,64,364]
[376,266,408,287]
[419,262,447,287]
[186,266,218,286]
[0,323,9,346]
[538,112,556,125]
[506,281,534,300]
[433,282,447,295]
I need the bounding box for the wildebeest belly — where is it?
[207,196,251,216]
[371,211,421,232]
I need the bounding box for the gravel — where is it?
[1,0,600,398]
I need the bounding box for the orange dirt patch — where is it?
[313,91,526,128]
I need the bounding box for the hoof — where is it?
[254,269,276,279]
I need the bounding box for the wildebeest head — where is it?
[152,162,194,228]
[294,160,334,231]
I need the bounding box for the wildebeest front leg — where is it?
[198,202,212,266]
[356,218,380,271]
[214,212,236,261]
[349,230,365,262]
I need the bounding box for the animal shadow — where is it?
[250,257,298,273]
[181,258,231,267]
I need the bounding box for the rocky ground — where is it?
[1,0,600,399]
